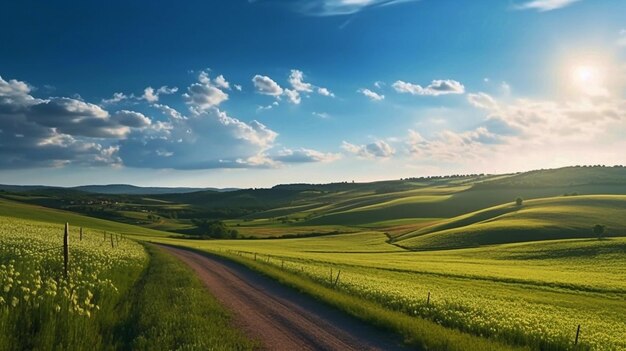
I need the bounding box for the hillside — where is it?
[395,195,626,250]
[0,197,174,237]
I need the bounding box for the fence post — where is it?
[104,231,106,241]
[79,227,83,241]
[110,233,115,248]
[333,270,341,287]
[575,324,581,345]
[427,291,431,305]
[63,223,70,278]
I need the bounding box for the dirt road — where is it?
[160,245,411,351]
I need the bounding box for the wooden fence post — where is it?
[575,324,581,345]
[427,291,431,305]
[103,231,106,241]
[79,227,83,241]
[333,270,341,287]
[63,223,69,278]
[110,233,114,248]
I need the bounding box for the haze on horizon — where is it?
[1,0,625,188]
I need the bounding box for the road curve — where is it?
[159,245,411,351]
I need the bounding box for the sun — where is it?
[569,63,608,96]
[573,65,596,83]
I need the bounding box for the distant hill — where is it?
[0,184,238,195]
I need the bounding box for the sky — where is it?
[0,0,625,188]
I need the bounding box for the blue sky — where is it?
[1,0,625,187]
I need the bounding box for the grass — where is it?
[124,245,257,350]
[0,216,147,351]
[0,197,174,238]
[179,247,529,351]
[150,231,626,351]
[0,211,256,350]
[395,195,626,250]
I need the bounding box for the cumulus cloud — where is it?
[153,103,185,120]
[358,88,384,101]
[253,75,284,96]
[0,75,149,168]
[1,72,344,170]
[101,92,128,105]
[467,92,498,110]
[515,0,580,11]
[284,89,301,104]
[184,83,228,110]
[342,140,395,159]
[317,87,334,97]
[142,85,178,102]
[288,69,334,98]
[407,127,498,162]
[288,70,313,92]
[118,108,279,169]
[392,79,465,96]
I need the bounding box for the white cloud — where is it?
[286,0,419,16]
[153,103,185,120]
[515,0,581,11]
[184,83,228,110]
[392,79,465,96]
[358,88,384,101]
[142,85,178,103]
[288,69,313,92]
[0,75,154,168]
[342,140,395,158]
[253,75,284,96]
[118,108,280,169]
[312,112,331,119]
[234,84,243,91]
[284,89,301,104]
[317,87,335,97]
[101,92,128,105]
[213,75,231,90]
[184,72,229,111]
[467,92,498,110]
[288,69,334,98]
[407,127,498,162]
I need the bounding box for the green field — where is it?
[0,212,253,350]
[2,166,626,350]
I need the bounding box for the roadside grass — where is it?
[124,245,257,351]
[0,216,147,351]
[151,232,626,350]
[0,213,256,350]
[176,247,530,351]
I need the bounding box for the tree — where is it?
[515,197,523,206]
[593,224,606,239]
[191,219,238,239]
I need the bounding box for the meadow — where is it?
[0,213,253,350]
[153,231,626,351]
[2,166,625,350]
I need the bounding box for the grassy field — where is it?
[3,166,626,350]
[151,231,626,351]
[0,210,254,350]
[395,195,626,250]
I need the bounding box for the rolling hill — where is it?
[394,195,626,250]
